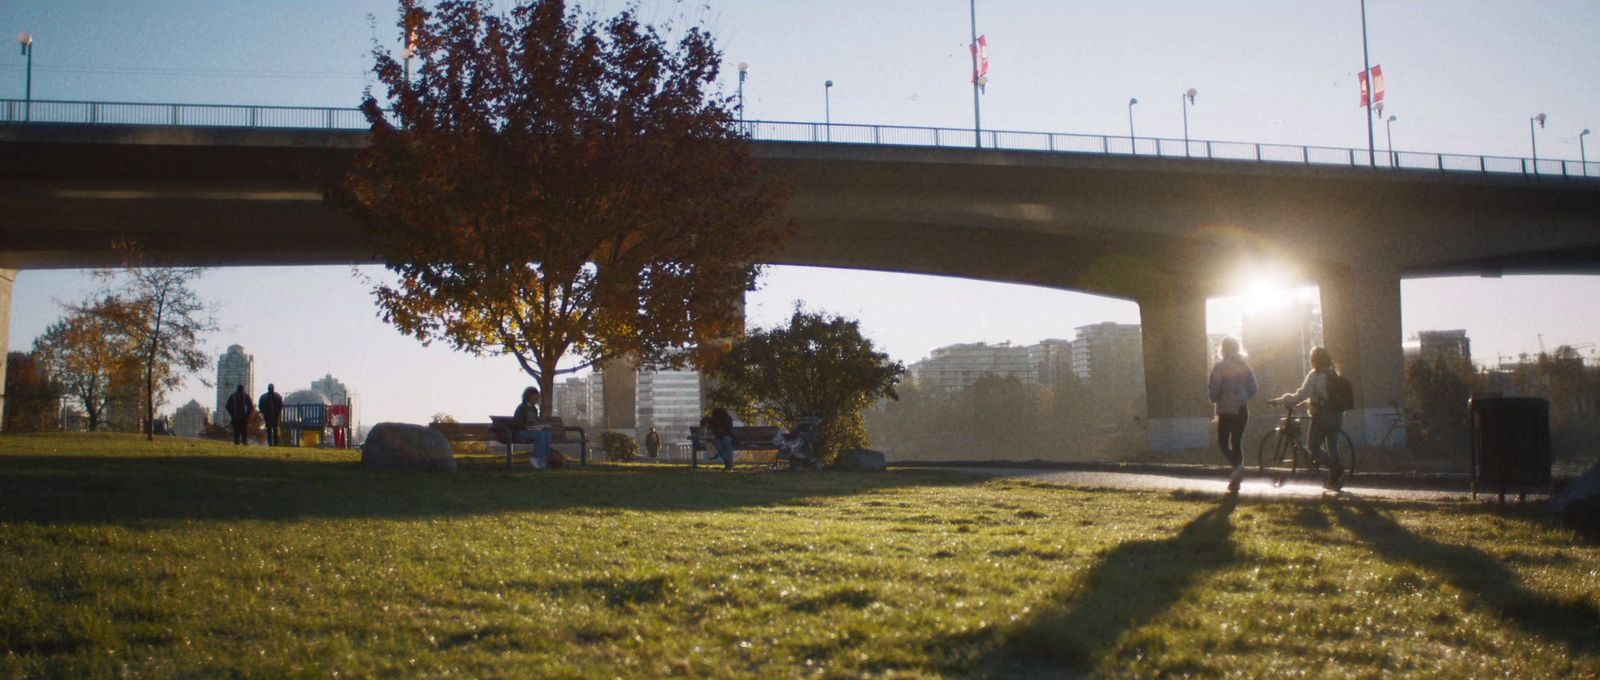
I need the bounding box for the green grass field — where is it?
[2,433,1596,678]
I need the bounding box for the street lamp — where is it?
[1581,128,1592,177]
[1530,113,1547,174]
[17,32,33,122]
[1385,115,1398,168]
[1127,97,1139,154]
[737,62,749,126]
[1181,88,1197,157]
[824,79,833,141]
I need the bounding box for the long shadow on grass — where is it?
[1331,501,1600,656]
[932,495,1239,676]
[0,454,985,524]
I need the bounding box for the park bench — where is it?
[429,416,588,470]
[688,424,783,468]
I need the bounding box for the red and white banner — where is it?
[971,34,989,86]
[1358,64,1385,108]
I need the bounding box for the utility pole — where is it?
[969,0,981,149]
[1359,0,1375,167]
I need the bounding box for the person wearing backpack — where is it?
[1208,337,1258,493]
[1268,346,1348,491]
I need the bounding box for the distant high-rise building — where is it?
[1418,330,1471,363]
[214,345,255,417]
[552,373,605,428]
[909,342,1035,394]
[1029,339,1075,386]
[172,399,209,437]
[310,374,349,404]
[636,367,702,441]
[1070,323,1143,385]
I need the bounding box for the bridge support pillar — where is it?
[1139,292,1212,452]
[1319,267,1405,446]
[600,353,639,434]
[0,270,12,431]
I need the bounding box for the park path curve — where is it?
[924,466,1505,503]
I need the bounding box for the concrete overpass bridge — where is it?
[5,99,1600,449]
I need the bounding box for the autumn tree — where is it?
[4,352,60,432]
[90,266,217,440]
[33,302,140,432]
[332,0,789,413]
[706,307,904,461]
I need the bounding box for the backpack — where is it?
[1325,372,1354,414]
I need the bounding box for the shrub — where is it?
[598,431,640,461]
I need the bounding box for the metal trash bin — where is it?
[1468,396,1551,504]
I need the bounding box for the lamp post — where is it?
[824,80,833,142]
[1385,115,1397,168]
[1359,0,1375,167]
[1530,113,1547,174]
[1127,97,1138,154]
[1181,88,1197,157]
[1581,128,1592,177]
[17,32,33,122]
[737,62,749,126]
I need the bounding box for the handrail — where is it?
[3,97,1595,181]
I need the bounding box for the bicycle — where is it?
[1256,401,1357,481]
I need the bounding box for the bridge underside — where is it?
[5,123,1600,450]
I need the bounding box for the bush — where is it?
[598,431,640,461]
[706,305,903,463]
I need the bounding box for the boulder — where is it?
[833,448,887,472]
[1552,462,1600,538]
[361,422,457,473]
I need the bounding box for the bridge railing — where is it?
[4,98,1596,181]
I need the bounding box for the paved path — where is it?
[930,467,1520,503]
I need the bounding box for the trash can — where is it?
[1468,396,1551,503]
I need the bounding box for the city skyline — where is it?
[4,0,1600,426]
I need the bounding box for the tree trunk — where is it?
[538,357,558,417]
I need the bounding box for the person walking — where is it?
[224,384,253,446]
[1208,336,1258,493]
[258,384,285,447]
[708,407,736,471]
[644,427,661,459]
[1269,346,1345,491]
[512,387,553,469]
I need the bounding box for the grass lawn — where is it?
[2,433,1597,678]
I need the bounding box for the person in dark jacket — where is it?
[512,386,553,469]
[644,427,661,459]
[224,384,253,446]
[258,384,285,446]
[708,407,735,470]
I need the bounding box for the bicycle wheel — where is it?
[1256,430,1291,472]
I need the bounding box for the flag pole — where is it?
[970,0,981,149]
[1360,0,1375,167]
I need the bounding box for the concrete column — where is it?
[0,270,13,431]
[600,352,638,433]
[1139,292,1213,451]
[698,293,746,411]
[1319,266,1405,446]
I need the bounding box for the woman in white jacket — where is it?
[1269,346,1345,490]
[1208,337,1258,492]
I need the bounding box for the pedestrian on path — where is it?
[1208,336,1257,492]
[258,384,284,446]
[225,384,253,446]
[1270,346,1346,491]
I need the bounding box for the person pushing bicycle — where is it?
[1267,346,1346,491]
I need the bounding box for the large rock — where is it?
[362,422,457,473]
[833,448,887,472]
[1552,462,1600,538]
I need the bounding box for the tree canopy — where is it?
[706,307,904,460]
[33,300,140,432]
[332,0,790,411]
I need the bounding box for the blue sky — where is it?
[5,0,1600,427]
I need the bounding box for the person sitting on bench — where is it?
[512,386,553,469]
